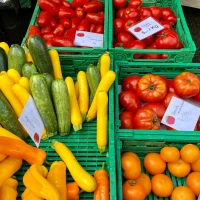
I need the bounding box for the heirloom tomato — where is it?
[136,74,167,103]
[160,146,180,162]
[122,76,140,92]
[161,92,179,108]
[119,111,135,129]
[174,72,200,98]
[186,172,200,196]
[133,108,160,130]
[171,186,196,200]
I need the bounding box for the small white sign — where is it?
[74,31,103,48]
[161,96,200,131]
[18,97,44,147]
[128,17,164,40]
[198,195,200,200]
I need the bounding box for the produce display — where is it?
[120,143,200,200]
[119,72,200,130]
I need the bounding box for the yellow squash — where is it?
[0,42,9,55]
[7,69,21,83]
[19,77,31,94]
[98,52,111,78]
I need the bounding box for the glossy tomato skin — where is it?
[123,7,140,21]
[113,18,124,35]
[159,20,172,30]
[115,8,126,18]
[160,92,179,108]
[171,186,196,200]
[113,0,126,9]
[161,7,174,19]
[149,6,162,19]
[122,76,140,92]
[119,91,141,112]
[128,0,142,9]
[168,79,175,93]
[119,111,135,129]
[191,150,200,172]
[126,40,146,58]
[116,32,134,46]
[133,108,160,130]
[142,103,166,119]
[136,74,167,103]
[123,19,137,33]
[176,41,184,49]
[123,180,146,200]
[140,7,152,20]
[135,173,151,196]
[160,146,180,162]
[174,72,200,98]
[141,34,156,46]
[186,172,200,196]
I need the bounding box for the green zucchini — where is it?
[22,62,37,79]
[0,47,8,72]
[52,79,71,135]
[0,91,26,140]
[42,73,54,95]
[8,44,26,75]
[86,64,101,97]
[28,35,53,75]
[30,74,58,137]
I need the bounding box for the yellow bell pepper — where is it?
[0,154,7,162]
[23,164,60,200]
[22,188,44,200]
[47,161,67,200]
[0,178,18,200]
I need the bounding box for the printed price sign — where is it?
[74,31,103,48]
[161,97,200,131]
[18,97,44,147]
[128,17,164,40]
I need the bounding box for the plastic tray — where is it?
[15,54,116,199]
[108,0,196,63]
[116,138,200,200]
[115,61,200,141]
[21,0,108,54]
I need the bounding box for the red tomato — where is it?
[42,32,55,41]
[115,8,125,18]
[161,7,174,19]
[59,18,71,29]
[90,24,97,32]
[77,19,90,31]
[51,0,61,5]
[113,0,126,9]
[161,92,179,108]
[122,76,140,92]
[168,80,175,93]
[136,74,167,103]
[71,17,81,29]
[142,103,166,119]
[86,12,104,25]
[192,91,200,104]
[143,42,161,59]
[62,0,71,8]
[45,39,53,46]
[83,1,103,13]
[128,0,142,9]
[37,11,52,27]
[159,20,172,30]
[116,32,134,46]
[50,18,57,29]
[123,7,140,21]
[158,75,168,86]
[126,40,146,58]
[141,34,156,46]
[58,6,76,18]
[75,7,85,20]
[51,36,74,47]
[149,6,162,19]
[160,54,168,59]
[119,91,141,113]
[53,24,64,36]
[113,18,124,35]
[119,111,135,129]
[123,19,137,33]
[176,41,184,49]
[95,25,104,34]
[71,0,89,9]
[174,72,200,98]
[38,0,59,16]
[155,30,179,49]
[165,14,177,25]
[41,24,52,33]
[133,108,160,130]
[140,7,152,20]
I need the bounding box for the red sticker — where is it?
[77,32,85,37]
[166,116,175,125]
[34,132,40,143]
[134,27,142,32]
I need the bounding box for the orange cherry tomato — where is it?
[143,153,166,175]
[151,174,174,197]
[121,152,141,179]
[135,173,151,196]
[171,186,196,200]
[191,150,200,172]
[180,144,199,164]
[186,172,200,196]
[167,158,191,178]
[160,146,180,162]
[122,180,146,200]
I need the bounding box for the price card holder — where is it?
[128,17,164,40]
[18,96,44,147]
[161,96,200,131]
[74,31,104,48]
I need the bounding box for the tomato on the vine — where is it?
[119,111,135,129]
[122,76,140,92]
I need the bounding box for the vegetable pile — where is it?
[113,0,183,59]
[27,0,105,47]
[121,143,200,199]
[119,72,200,130]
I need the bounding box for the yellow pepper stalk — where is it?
[47,161,67,200]
[23,164,60,200]
[0,156,22,187]
[0,178,18,200]
[22,188,44,200]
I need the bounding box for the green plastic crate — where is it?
[108,0,196,63]
[115,61,200,141]
[19,0,31,8]
[21,0,108,54]
[15,54,116,200]
[116,137,200,200]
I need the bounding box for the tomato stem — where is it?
[149,84,156,90]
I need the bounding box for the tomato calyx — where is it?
[149,84,156,90]
[128,180,137,186]
[153,117,159,124]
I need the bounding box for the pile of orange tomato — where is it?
[121,144,200,199]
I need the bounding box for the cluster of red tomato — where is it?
[122,144,200,199]
[113,0,183,59]
[119,72,200,130]
[28,0,104,47]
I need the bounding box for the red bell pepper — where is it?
[36,11,52,27]
[71,0,90,9]
[53,24,65,36]
[58,6,76,18]
[75,7,85,20]
[59,18,71,29]
[83,1,103,13]
[51,36,74,47]
[86,12,104,25]
[77,19,90,31]
[27,25,41,40]
[38,0,59,16]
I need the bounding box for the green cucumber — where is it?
[42,73,54,95]
[0,91,26,140]
[52,79,71,136]
[8,44,26,75]
[22,62,37,79]
[30,74,58,137]
[86,64,101,97]
[0,47,8,72]
[28,35,53,75]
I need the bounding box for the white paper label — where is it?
[128,17,164,40]
[74,31,103,48]
[198,195,200,200]
[161,96,200,131]
[18,97,44,147]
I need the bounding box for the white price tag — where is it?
[198,195,200,200]
[18,97,44,147]
[74,31,103,48]
[161,96,200,131]
[128,17,164,40]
